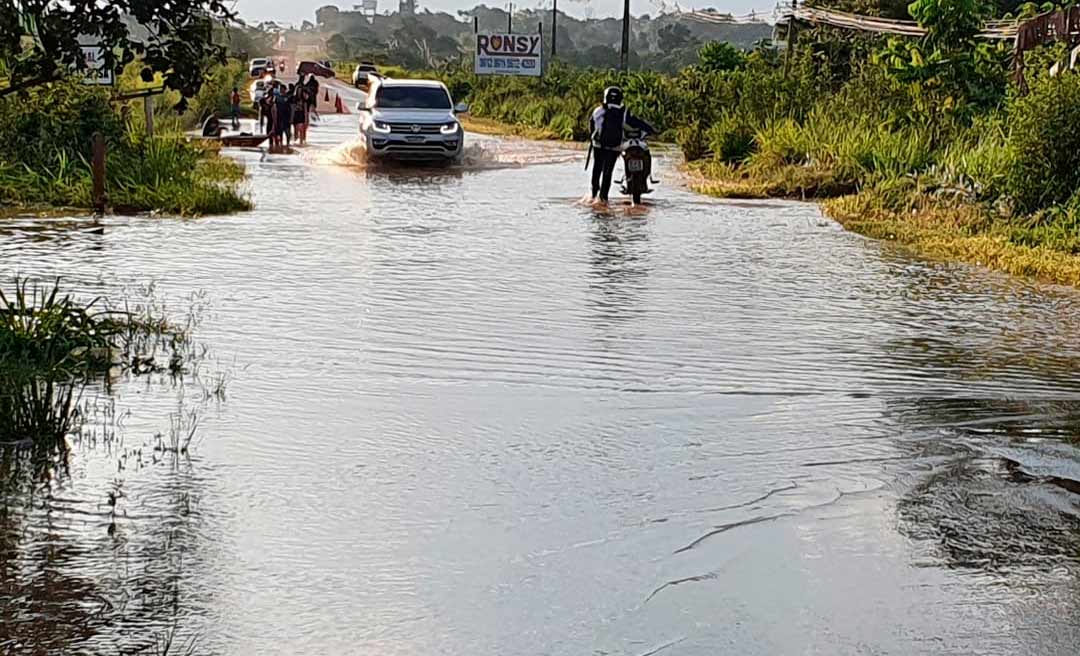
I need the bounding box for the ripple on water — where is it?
[3,115,1080,655]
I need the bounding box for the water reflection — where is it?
[4,119,1080,653]
[889,398,1080,570]
[0,380,208,654]
[586,216,651,327]
[0,317,214,653]
[0,219,108,262]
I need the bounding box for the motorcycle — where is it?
[620,130,655,205]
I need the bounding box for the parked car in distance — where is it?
[249,57,275,77]
[249,79,267,107]
[296,60,335,78]
[357,78,468,162]
[352,62,379,90]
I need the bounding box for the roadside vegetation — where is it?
[339,0,1080,285]
[0,67,251,216]
[0,278,192,445]
[2,1,256,216]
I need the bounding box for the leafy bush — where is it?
[698,42,746,73]
[707,113,755,162]
[1006,71,1080,212]
[0,83,124,165]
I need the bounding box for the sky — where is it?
[232,0,778,29]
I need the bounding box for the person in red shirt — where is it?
[229,86,241,130]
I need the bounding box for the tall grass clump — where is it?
[0,278,194,446]
[0,278,189,377]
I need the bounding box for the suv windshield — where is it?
[375,85,451,109]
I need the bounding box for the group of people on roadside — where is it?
[257,74,321,151]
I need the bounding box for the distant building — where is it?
[353,0,378,21]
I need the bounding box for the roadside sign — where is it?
[362,0,378,11]
[80,45,114,85]
[474,33,542,77]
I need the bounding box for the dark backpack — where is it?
[596,106,625,149]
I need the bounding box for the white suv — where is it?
[249,58,274,77]
[358,79,467,162]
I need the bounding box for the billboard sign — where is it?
[79,44,114,85]
[474,33,542,76]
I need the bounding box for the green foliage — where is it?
[909,0,988,46]
[707,113,755,162]
[697,42,746,73]
[0,277,192,445]
[0,83,123,165]
[1,0,235,106]
[327,33,352,61]
[1006,70,1080,212]
[0,78,250,215]
[183,61,252,127]
[1009,199,1080,253]
[0,278,135,381]
[875,0,1006,112]
[935,113,1012,199]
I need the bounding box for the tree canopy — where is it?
[1,0,236,103]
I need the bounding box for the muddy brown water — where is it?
[3,114,1080,655]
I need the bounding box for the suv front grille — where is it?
[388,123,442,135]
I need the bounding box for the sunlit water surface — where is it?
[3,114,1080,655]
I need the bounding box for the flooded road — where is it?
[3,115,1080,655]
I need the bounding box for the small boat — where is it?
[220,133,269,148]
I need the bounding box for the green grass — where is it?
[0,277,190,379]
[0,129,250,216]
[824,190,1080,286]
[0,277,195,445]
[0,73,251,216]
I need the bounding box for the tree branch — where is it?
[0,72,61,98]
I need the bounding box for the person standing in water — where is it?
[275,86,292,150]
[292,83,309,145]
[305,74,320,122]
[587,86,654,207]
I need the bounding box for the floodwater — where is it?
[3,110,1080,655]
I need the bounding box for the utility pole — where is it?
[551,0,558,58]
[620,0,630,70]
[508,3,513,32]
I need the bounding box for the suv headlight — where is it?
[373,120,391,134]
[440,121,460,135]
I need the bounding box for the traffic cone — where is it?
[335,94,344,113]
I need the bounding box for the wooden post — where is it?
[92,132,106,214]
[620,0,630,70]
[143,94,154,138]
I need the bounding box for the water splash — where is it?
[314,134,582,171]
